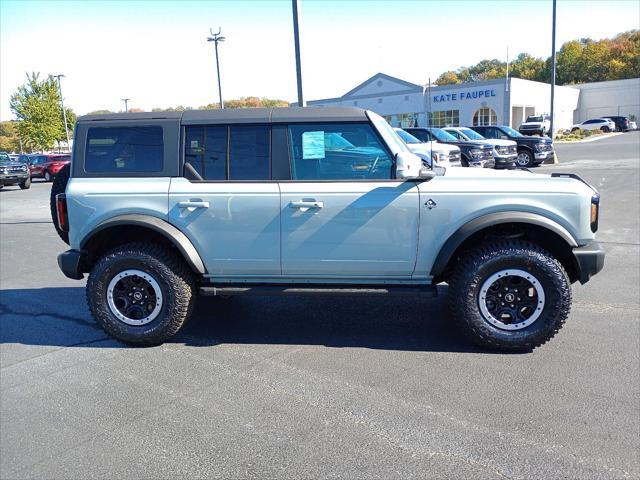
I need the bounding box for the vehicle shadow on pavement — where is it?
[0,286,505,354]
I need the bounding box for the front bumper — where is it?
[0,173,29,185]
[58,249,85,280]
[494,154,517,169]
[573,241,605,284]
[534,150,555,162]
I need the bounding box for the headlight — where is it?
[431,152,445,162]
[470,149,483,159]
[533,143,544,152]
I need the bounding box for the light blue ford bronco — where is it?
[53,107,604,351]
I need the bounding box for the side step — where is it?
[199,285,437,297]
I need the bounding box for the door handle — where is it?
[178,201,210,209]
[289,201,324,209]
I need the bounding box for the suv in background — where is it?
[571,118,616,133]
[601,116,631,132]
[0,152,31,190]
[519,115,551,137]
[28,153,71,181]
[471,125,554,168]
[55,107,604,352]
[443,127,516,169]
[394,128,461,168]
[404,127,494,168]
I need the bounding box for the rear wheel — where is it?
[571,127,579,133]
[50,164,70,244]
[516,150,534,168]
[87,242,196,346]
[448,240,571,352]
[19,176,31,189]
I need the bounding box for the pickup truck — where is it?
[519,115,551,137]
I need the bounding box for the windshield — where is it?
[394,129,422,144]
[459,128,485,140]
[527,116,543,122]
[430,128,458,142]
[0,153,11,163]
[501,126,523,137]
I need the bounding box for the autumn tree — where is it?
[0,121,21,152]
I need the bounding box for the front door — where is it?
[169,124,281,277]
[280,122,420,278]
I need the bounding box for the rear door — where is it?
[168,124,281,277]
[280,122,420,278]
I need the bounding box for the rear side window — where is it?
[287,123,393,180]
[183,125,271,181]
[85,126,163,173]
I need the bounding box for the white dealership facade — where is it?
[307,73,640,132]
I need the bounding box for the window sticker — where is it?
[190,140,199,149]
[302,131,325,159]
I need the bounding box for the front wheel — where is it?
[600,126,610,133]
[44,170,52,182]
[87,242,196,346]
[448,240,571,351]
[19,176,31,190]
[516,150,534,167]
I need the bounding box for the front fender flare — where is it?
[430,211,577,279]
[80,214,206,274]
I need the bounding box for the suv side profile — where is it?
[56,107,604,351]
[29,154,71,181]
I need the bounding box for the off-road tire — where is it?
[19,176,31,190]
[50,164,70,244]
[516,149,534,168]
[448,240,571,352]
[87,242,196,346]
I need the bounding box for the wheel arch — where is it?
[431,212,580,283]
[80,214,206,275]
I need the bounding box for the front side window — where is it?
[473,107,497,126]
[85,126,163,173]
[288,123,393,180]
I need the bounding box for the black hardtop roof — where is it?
[77,107,369,124]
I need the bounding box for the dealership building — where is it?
[306,73,640,132]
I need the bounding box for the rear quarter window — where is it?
[85,126,163,173]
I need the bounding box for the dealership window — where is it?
[397,112,418,128]
[428,110,459,128]
[473,107,497,126]
[383,115,393,124]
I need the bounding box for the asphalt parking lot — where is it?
[1,132,638,479]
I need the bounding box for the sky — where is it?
[1,0,638,120]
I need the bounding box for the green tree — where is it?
[9,72,75,151]
[435,71,461,85]
[510,53,547,82]
[0,121,21,152]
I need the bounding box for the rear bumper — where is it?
[58,249,84,280]
[573,241,605,284]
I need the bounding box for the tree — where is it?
[509,53,547,82]
[0,121,21,152]
[435,71,461,85]
[87,109,115,115]
[10,72,75,151]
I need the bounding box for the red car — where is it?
[27,154,70,182]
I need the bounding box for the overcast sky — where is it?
[1,0,638,120]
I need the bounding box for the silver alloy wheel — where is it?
[478,269,545,331]
[107,269,163,326]
[516,152,531,166]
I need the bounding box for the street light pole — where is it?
[207,28,225,109]
[51,74,70,150]
[122,98,131,112]
[292,0,304,107]
[549,0,557,138]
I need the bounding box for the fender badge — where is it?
[425,199,437,209]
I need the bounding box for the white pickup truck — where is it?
[519,115,551,137]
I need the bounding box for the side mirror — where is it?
[396,151,434,180]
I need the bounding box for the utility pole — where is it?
[207,27,225,109]
[51,74,70,151]
[549,0,557,138]
[122,98,131,112]
[292,0,304,107]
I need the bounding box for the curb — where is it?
[554,132,624,144]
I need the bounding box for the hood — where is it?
[514,135,552,145]
[520,120,545,126]
[441,139,492,149]
[0,161,28,168]
[477,139,517,147]
[406,143,432,156]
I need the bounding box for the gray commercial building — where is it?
[307,73,640,133]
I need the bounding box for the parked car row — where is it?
[394,123,554,169]
[518,114,637,137]
[0,152,71,190]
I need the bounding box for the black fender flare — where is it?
[80,214,206,274]
[430,211,578,278]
